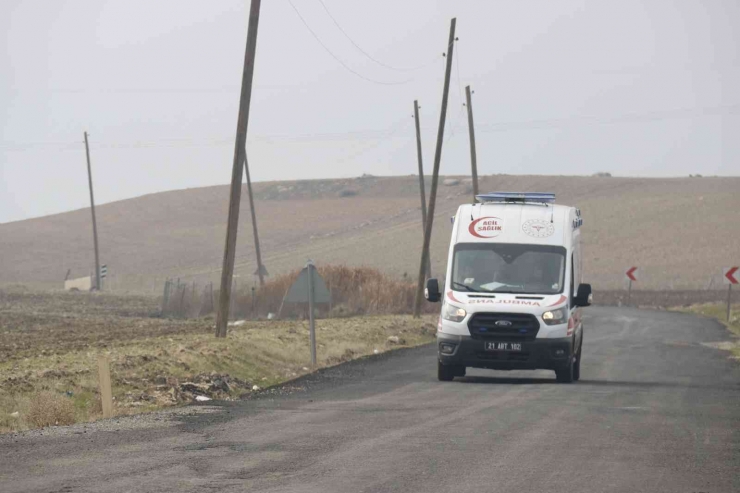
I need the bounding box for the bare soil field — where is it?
[1,175,737,292]
[0,289,436,433]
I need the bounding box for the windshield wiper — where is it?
[451,281,480,293]
[487,287,526,294]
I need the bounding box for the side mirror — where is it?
[574,283,592,307]
[425,278,441,303]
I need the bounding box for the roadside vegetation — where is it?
[677,302,740,359]
[164,265,439,319]
[0,285,436,434]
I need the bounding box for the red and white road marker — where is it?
[625,267,638,305]
[723,267,739,285]
[723,267,738,322]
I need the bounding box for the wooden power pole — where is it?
[413,100,432,279]
[244,155,265,287]
[216,0,262,338]
[465,85,479,198]
[413,18,457,318]
[83,131,101,291]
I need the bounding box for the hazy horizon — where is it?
[2,0,739,223]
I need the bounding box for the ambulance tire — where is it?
[438,361,462,381]
[573,340,582,382]
[555,352,575,383]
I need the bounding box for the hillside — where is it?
[1,175,737,292]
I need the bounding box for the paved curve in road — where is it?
[1,307,739,493]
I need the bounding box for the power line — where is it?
[2,104,738,152]
[0,125,410,151]
[331,117,411,165]
[445,103,467,144]
[476,103,740,133]
[316,0,443,73]
[287,0,414,86]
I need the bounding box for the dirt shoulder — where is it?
[674,302,740,360]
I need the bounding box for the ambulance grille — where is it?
[468,313,540,341]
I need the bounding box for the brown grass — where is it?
[26,391,76,428]
[229,265,435,319]
[157,265,436,319]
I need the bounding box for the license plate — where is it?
[485,341,522,352]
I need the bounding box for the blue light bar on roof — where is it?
[476,192,556,204]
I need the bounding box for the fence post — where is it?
[179,284,187,318]
[97,355,113,419]
[161,279,170,316]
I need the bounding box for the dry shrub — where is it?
[226,265,438,319]
[26,391,76,428]
[161,281,211,319]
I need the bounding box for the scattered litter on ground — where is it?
[387,336,406,345]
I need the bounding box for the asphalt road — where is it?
[1,307,739,493]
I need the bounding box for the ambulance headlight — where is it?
[442,303,467,323]
[542,307,567,326]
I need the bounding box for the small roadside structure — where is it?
[64,275,92,292]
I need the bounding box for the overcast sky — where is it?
[1,0,738,223]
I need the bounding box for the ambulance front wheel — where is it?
[555,352,576,383]
[438,361,465,381]
[573,340,582,382]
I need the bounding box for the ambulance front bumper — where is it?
[437,332,573,371]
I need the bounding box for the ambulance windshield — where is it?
[451,243,566,295]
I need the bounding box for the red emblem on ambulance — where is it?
[468,217,504,238]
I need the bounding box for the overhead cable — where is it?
[287,0,415,86]
[316,0,445,73]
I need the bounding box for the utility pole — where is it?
[465,85,479,199]
[244,155,265,287]
[413,18,457,318]
[216,0,262,338]
[83,131,101,291]
[413,100,432,279]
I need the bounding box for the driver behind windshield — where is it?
[452,244,565,295]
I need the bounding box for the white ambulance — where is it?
[425,192,592,383]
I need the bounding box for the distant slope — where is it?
[1,175,737,291]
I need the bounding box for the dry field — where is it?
[0,175,738,292]
[0,289,436,433]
